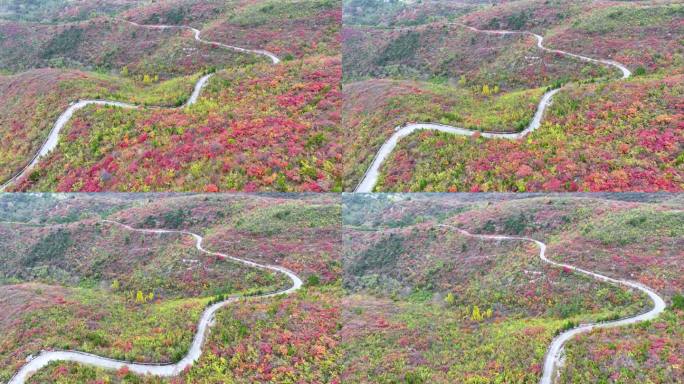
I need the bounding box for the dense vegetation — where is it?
[341,193,684,383]
[29,286,343,384]
[2,193,683,383]
[343,0,482,28]
[0,193,342,383]
[373,74,683,192]
[1,0,342,192]
[7,55,341,193]
[343,0,684,192]
[0,69,208,185]
[0,0,138,23]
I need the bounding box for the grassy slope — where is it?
[0,0,140,23]
[466,0,684,72]
[0,16,249,76]
[204,0,341,59]
[341,194,683,383]
[29,286,343,384]
[343,0,482,28]
[342,23,610,86]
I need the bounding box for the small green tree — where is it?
[482,84,491,96]
[672,293,684,310]
[471,305,483,321]
[458,75,467,86]
[306,274,320,287]
[444,292,456,307]
[135,290,146,304]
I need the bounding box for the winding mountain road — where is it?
[354,24,632,192]
[438,224,665,384]
[6,220,302,384]
[0,20,280,192]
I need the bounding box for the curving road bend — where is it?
[122,21,281,65]
[0,20,280,192]
[7,220,302,384]
[437,224,665,384]
[354,24,632,193]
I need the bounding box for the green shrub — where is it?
[164,7,186,24]
[554,320,578,336]
[405,367,431,384]
[306,274,321,287]
[351,233,405,275]
[24,229,72,266]
[162,209,189,228]
[503,212,530,234]
[506,10,530,30]
[42,27,83,58]
[375,31,420,65]
[481,220,495,232]
[84,331,108,347]
[672,293,684,310]
[585,209,684,245]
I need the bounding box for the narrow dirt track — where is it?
[6,220,302,384]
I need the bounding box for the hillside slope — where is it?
[0,193,342,383]
[342,0,683,192]
[1,0,342,192]
[342,193,683,383]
